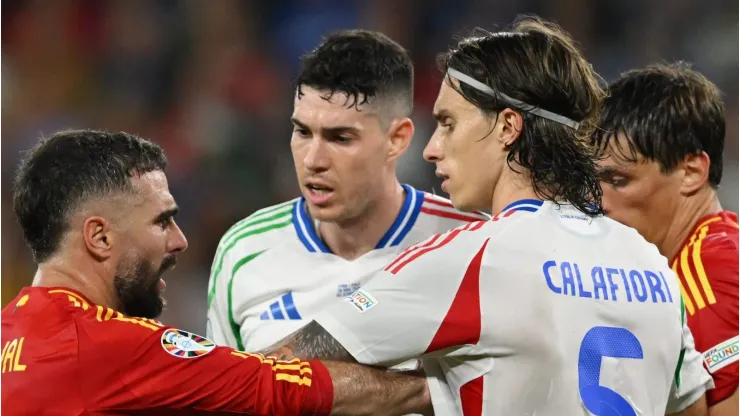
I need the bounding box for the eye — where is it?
[334,136,352,144]
[293,127,310,138]
[602,175,628,188]
[158,217,172,229]
[438,118,454,131]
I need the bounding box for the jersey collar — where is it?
[292,184,424,253]
[497,199,545,217]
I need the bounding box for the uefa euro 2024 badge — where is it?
[161,328,216,359]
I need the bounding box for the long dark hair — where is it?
[440,16,607,216]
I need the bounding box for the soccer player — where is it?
[593,63,738,415]
[1,130,432,415]
[263,17,713,415]
[206,29,488,355]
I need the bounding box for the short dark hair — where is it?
[13,130,168,262]
[592,62,725,187]
[439,16,607,216]
[295,29,414,120]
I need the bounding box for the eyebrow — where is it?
[432,109,453,122]
[154,206,179,224]
[291,117,361,136]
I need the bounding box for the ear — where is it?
[679,151,711,195]
[497,108,523,148]
[386,118,414,162]
[82,216,114,261]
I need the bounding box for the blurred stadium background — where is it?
[2,0,737,333]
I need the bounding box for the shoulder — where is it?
[217,199,299,249]
[416,192,490,228]
[677,215,739,274]
[212,199,298,270]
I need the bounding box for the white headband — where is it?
[447,67,581,129]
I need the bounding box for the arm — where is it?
[709,389,738,416]
[263,322,433,415]
[264,320,355,362]
[86,318,433,416]
[665,300,714,415]
[322,360,433,416]
[679,240,738,409]
[668,394,708,416]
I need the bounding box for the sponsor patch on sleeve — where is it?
[346,288,378,313]
[703,336,739,373]
[161,328,216,359]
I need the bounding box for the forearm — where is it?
[322,360,432,416]
[709,389,738,416]
[668,394,708,416]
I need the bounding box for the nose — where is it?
[600,183,613,216]
[423,132,443,163]
[303,137,330,172]
[168,221,189,254]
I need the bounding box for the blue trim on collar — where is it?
[500,199,544,215]
[292,184,423,253]
[376,184,424,249]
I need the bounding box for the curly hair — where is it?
[439,16,607,216]
[295,29,414,121]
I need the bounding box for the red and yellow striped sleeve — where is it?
[77,315,334,415]
[672,216,738,406]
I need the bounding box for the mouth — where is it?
[435,171,450,191]
[305,182,335,205]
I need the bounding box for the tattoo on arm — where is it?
[262,320,356,362]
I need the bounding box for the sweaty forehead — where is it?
[293,87,378,130]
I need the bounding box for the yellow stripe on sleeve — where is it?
[680,244,706,310]
[692,226,717,305]
[672,260,696,315]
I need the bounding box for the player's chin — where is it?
[306,201,345,222]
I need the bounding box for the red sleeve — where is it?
[77,311,334,415]
[681,234,738,406]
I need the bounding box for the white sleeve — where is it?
[314,227,490,367]
[206,242,241,349]
[665,308,714,414]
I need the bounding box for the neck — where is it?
[318,180,405,260]
[32,253,117,309]
[490,167,540,215]
[661,188,723,260]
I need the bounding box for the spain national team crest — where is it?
[161,328,216,359]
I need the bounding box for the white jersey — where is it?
[206,184,489,353]
[314,199,714,415]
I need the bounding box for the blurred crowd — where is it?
[2,0,737,332]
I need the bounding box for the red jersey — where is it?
[671,211,739,406]
[1,287,333,415]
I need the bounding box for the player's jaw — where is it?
[114,253,177,319]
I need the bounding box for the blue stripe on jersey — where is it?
[293,198,331,253]
[501,198,544,215]
[259,310,269,320]
[269,301,285,320]
[293,184,424,253]
[376,184,424,249]
[282,292,302,320]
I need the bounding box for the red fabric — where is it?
[1,286,333,415]
[671,211,739,406]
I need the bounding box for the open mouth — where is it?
[305,183,335,205]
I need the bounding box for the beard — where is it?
[114,254,177,319]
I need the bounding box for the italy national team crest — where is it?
[161,328,216,359]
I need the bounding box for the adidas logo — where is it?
[259,292,302,320]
